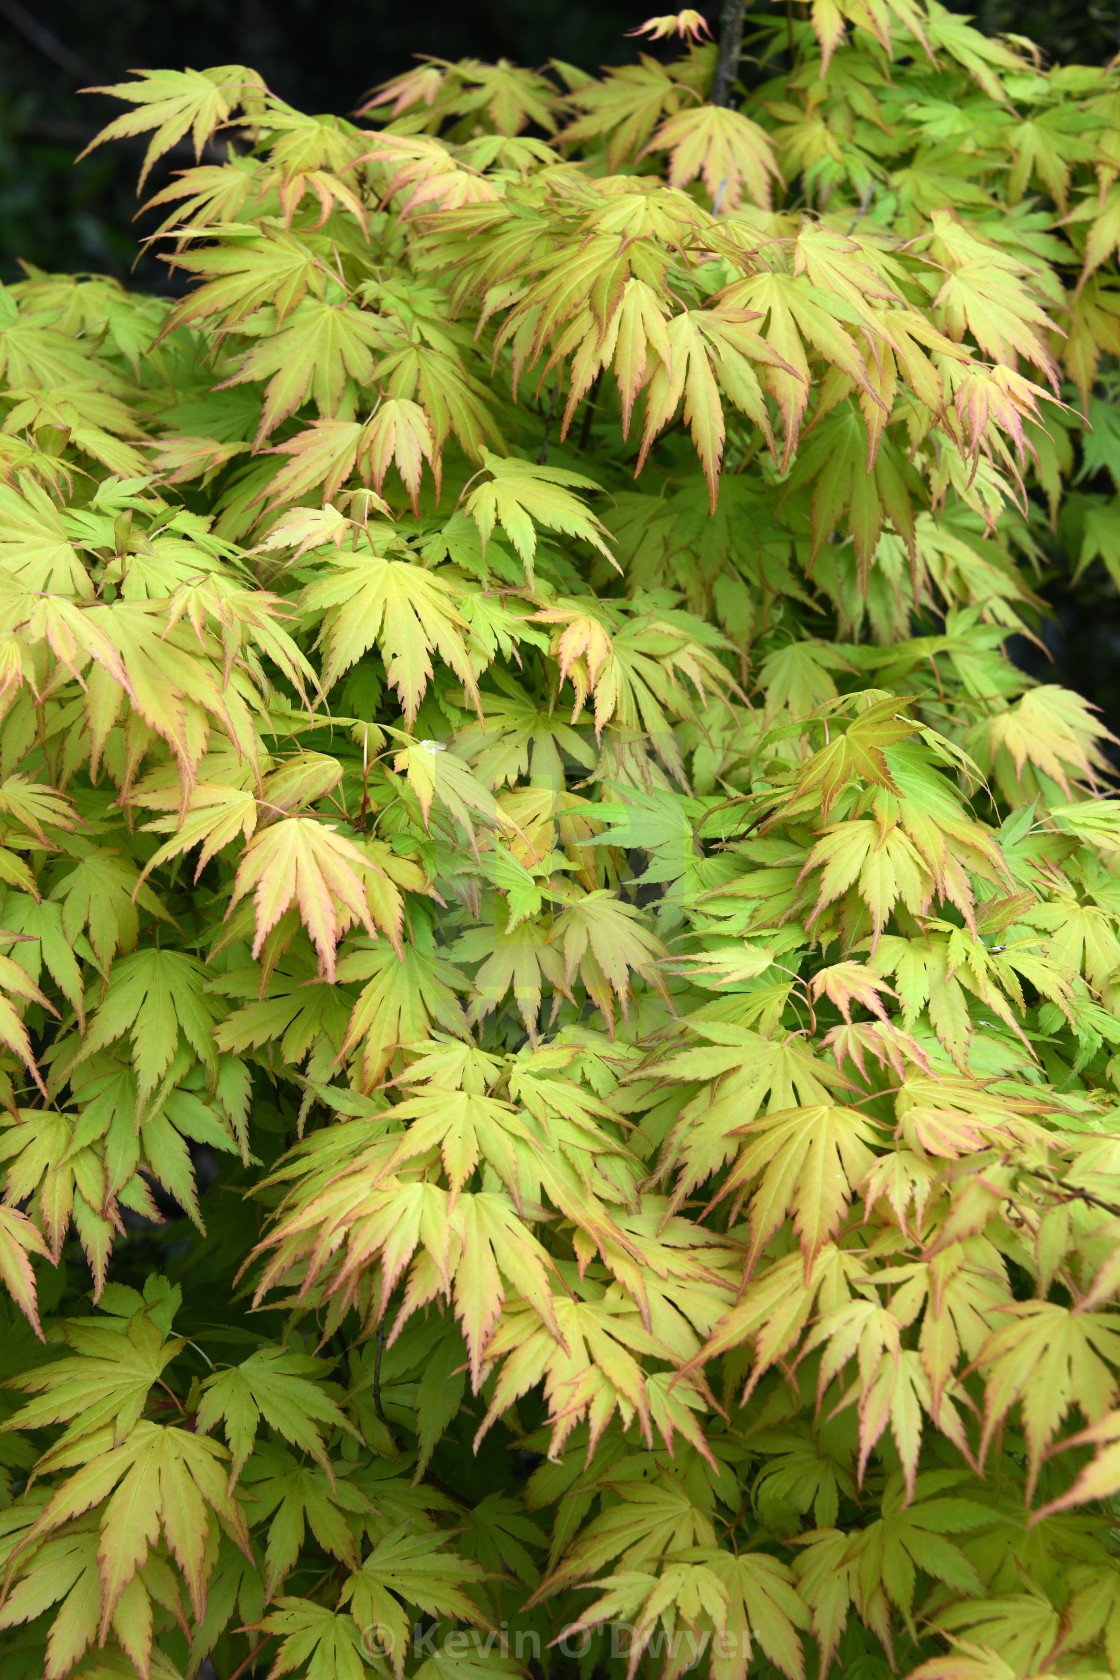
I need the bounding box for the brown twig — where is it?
[711,0,749,108]
[0,0,97,79]
[1019,1164,1120,1222]
[225,1637,271,1680]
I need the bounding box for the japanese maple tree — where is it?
[3,4,1120,1679]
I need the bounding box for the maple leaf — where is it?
[924,210,1059,385]
[0,1205,51,1338]
[645,105,780,212]
[552,890,669,1031]
[717,1104,881,1277]
[535,1474,716,1597]
[390,735,510,848]
[782,410,917,572]
[692,1245,860,1405]
[985,685,1117,803]
[1033,1407,1120,1520]
[0,1104,120,1284]
[466,452,614,583]
[253,1181,562,1385]
[137,781,258,887]
[411,1323,468,1483]
[751,1426,856,1534]
[558,58,691,170]
[1062,1565,1120,1674]
[195,1345,355,1486]
[704,1547,809,1680]
[241,1446,371,1588]
[479,1295,714,1462]
[19,1420,250,1626]
[226,817,380,982]
[636,307,785,509]
[2,898,87,1033]
[0,949,55,1099]
[975,1302,1120,1496]
[924,3,1027,99]
[0,1520,194,1680]
[260,1600,370,1680]
[650,1025,850,1215]
[337,939,467,1087]
[298,538,479,723]
[161,230,323,335]
[69,949,220,1101]
[4,1305,183,1449]
[757,640,852,722]
[841,1472,990,1644]
[456,916,569,1039]
[51,848,170,968]
[809,962,898,1025]
[627,12,712,42]
[717,269,879,468]
[342,1527,490,1645]
[218,298,385,448]
[932,1592,1063,1677]
[459,1491,546,1587]
[80,67,266,190]
[360,399,439,514]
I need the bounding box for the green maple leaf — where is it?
[50,848,171,969]
[81,66,265,189]
[300,540,478,722]
[466,452,614,582]
[195,1344,356,1485]
[261,1599,370,1680]
[460,1492,546,1587]
[222,297,385,447]
[20,1419,250,1625]
[343,1527,489,1626]
[241,1446,371,1588]
[69,948,220,1101]
[5,1306,183,1450]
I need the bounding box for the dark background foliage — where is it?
[5,0,1120,740]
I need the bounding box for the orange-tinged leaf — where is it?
[645,105,780,212]
[1036,1408,1120,1519]
[361,398,438,514]
[976,1302,1120,1496]
[79,66,265,190]
[627,12,711,42]
[719,1104,881,1276]
[228,817,379,981]
[809,962,898,1025]
[20,1420,250,1627]
[0,1204,50,1338]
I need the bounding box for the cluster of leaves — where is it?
[7,7,1120,1680]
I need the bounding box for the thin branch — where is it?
[711,0,750,108]
[846,181,876,237]
[0,0,97,79]
[1018,1164,1120,1222]
[225,1637,271,1680]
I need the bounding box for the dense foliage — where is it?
[8,4,1120,1678]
